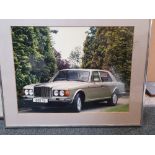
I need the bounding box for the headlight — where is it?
[59,90,64,96]
[53,90,59,96]
[53,90,70,96]
[24,89,29,95]
[29,89,33,96]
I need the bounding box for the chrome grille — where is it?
[34,86,51,97]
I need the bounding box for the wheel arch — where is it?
[72,89,85,103]
[112,87,120,95]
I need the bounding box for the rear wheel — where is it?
[72,94,82,112]
[108,92,118,106]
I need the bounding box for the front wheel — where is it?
[108,92,118,106]
[72,94,82,112]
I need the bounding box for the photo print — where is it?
[11,26,134,113]
[0,20,149,127]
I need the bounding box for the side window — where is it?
[100,71,112,82]
[91,71,100,82]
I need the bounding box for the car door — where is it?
[99,71,115,98]
[86,71,103,101]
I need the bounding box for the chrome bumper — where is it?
[22,97,72,104]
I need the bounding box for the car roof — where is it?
[60,68,110,73]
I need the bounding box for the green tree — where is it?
[32,27,57,82]
[12,26,57,96]
[82,26,134,91]
[82,27,98,68]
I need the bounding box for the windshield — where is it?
[53,70,90,82]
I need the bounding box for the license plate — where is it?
[33,98,48,103]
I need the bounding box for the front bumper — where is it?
[20,97,73,108]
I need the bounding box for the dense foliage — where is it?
[82,27,134,91]
[12,27,57,95]
[13,26,134,96]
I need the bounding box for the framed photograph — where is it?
[0,19,150,127]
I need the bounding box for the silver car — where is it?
[23,69,125,112]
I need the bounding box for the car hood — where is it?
[23,81,89,90]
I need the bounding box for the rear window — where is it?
[99,71,112,82]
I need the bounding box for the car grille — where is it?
[34,86,51,97]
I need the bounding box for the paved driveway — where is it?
[81,96,129,112]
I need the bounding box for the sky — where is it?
[51,27,90,60]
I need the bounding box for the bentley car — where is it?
[22,69,125,112]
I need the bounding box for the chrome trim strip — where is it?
[86,97,111,102]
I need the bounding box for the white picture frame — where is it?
[0,19,150,127]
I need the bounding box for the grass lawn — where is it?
[104,104,129,112]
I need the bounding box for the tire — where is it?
[72,94,82,112]
[108,92,118,106]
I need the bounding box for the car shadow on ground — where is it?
[18,96,129,113]
[18,101,109,113]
